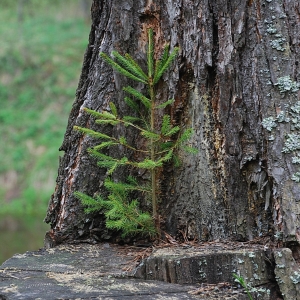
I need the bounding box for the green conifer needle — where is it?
[100,53,147,84]
[153,47,179,84]
[112,51,148,81]
[156,99,175,109]
[147,28,154,78]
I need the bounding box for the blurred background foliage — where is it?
[0,0,91,263]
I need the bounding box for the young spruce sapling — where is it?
[74,28,197,238]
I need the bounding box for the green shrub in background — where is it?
[0,0,91,262]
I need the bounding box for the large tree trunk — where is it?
[44,0,300,248]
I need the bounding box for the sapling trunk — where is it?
[147,29,158,230]
[149,80,158,232]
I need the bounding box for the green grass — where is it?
[0,0,91,260]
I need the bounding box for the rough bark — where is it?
[45,0,300,247]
